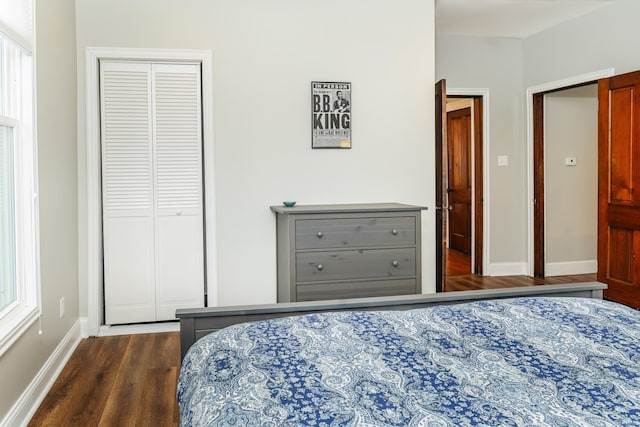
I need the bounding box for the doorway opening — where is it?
[441,91,486,289]
[528,69,614,279]
[533,84,598,278]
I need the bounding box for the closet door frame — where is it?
[85,48,217,336]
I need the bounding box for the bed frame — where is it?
[176,282,606,360]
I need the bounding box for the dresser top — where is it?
[270,203,428,215]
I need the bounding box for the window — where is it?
[0,124,17,311]
[0,27,39,355]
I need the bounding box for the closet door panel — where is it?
[155,215,204,320]
[101,62,155,325]
[153,63,205,314]
[153,63,202,217]
[104,218,156,324]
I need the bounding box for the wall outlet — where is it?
[565,157,577,166]
[59,297,65,318]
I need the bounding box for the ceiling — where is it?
[436,0,616,38]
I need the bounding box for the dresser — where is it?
[271,203,427,302]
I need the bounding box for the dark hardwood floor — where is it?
[444,248,596,291]
[446,248,472,276]
[446,273,597,292]
[28,332,180,427]
[29,270,598,425]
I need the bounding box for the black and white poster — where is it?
[311,82,351,149]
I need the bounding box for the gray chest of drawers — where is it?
[270,203,427,302]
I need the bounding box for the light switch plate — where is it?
[498,155,509,167]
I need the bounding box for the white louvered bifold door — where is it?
[101,62,156,325]
[101,61,204,325]
[152,64,204,321]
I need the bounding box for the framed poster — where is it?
[311,81,351,149]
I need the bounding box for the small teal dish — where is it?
[283,201,296,207]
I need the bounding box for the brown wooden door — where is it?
[447,107,472,254]
[598,70,640,308]
[435,79,447,292]
[472,97,484,275]
[533,93,545,277]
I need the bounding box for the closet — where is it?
[100,61,204,325]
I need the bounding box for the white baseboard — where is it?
[488,262,528,276]
[545,260,597,277]
[1,320,82,427]
[98,321,179,337]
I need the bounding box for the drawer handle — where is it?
[391,229,398,235]
[392,260,399,267]
[317,264,324,271]
[316,232,324,238]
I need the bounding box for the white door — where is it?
[152,64,205,321]
[101,61,204,325]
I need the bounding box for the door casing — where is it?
[85,47,218,336]
[436,87,489,290]
[447,89,489,279]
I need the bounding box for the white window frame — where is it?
[0,32,40,357]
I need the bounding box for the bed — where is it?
[175,282,640,426]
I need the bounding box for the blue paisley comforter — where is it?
[177,297,640,426]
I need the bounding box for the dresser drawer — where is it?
[296,216,416,250]
[296,248,416,283]
[296,279,417,301]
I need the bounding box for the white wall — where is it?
[544,85,597,270]
[75,0,436,309]
[523,0,640,87]
[436,35,526,271]
[0,0,78,420]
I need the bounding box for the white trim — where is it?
[545,260,597,277]
[0,32,41,357]
[0,320,81,427]
[525,69,614,277]
[447,88,490,276]
[0,11,33,54]
[489,262,527,276]
[0,305,38,356]
[98,321,179,337]
[79,316,89,338]
[85,47,218,336]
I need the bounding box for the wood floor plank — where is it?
[69,336,132,425]
[142,367,180,427]
[28,338,99,424]
[446,273,597,292]
[98,334,156,426]
[29,335,130,426]
[149,331,180,369]
[29,333,179,427]
[446,248,472,276]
